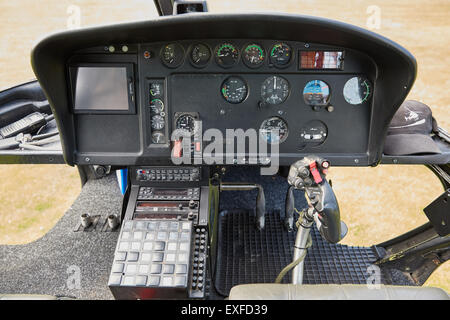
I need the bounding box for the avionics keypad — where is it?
[108,219,192,288]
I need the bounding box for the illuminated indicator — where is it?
[300,51,343,69]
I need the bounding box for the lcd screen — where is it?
[73,66,131,111]
[300,51,344,70]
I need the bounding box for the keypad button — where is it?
[116,252,127,261]
[162,264,175,274]
[122,276,135,286]
[167,242,177,251]
[127,252,139,262]
[141,253,152,262]
[126,264,137,274]
[143,242,153,251]
[109,274,122,286]
[146,232,155,240]
[178,253,188,263]
[175,276,186,287]
[133,231,143,240]
[175,264,187,274]
[112,263,124,273]
[152,252,164,262]
[169,232,178,240]
[147,222,157,230]
[161,276,173,287]
[118,242,129,251]
[157,231,168,240]
[154,241,165,251]
[121,231,131,240]
[147,276,160,286]
[150,264,162,274]
[166,253,176,263]
[179,242,189,251]
[135,275,147,286]
[139,265,150,274]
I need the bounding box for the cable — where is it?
[274,234,312,283]
[274,208,313,284]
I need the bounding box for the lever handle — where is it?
[314,179,342,244]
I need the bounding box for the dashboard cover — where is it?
[31,13,417,167]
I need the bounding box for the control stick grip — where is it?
[314,179,342,244]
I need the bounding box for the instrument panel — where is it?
[32,13,416,167]
[134,39,375,163]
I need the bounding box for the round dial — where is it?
[151,115,165,130]
[269,43,292,67]
[151,132,165,144]
[261,76,290,105]
[190,43,211,68]
[215,43,239,68]
[299,120,328,149]
[150,99,164,114]
[160,43,185,68]
[343,76,372,105]
[243,44,265,68]
[303,80,331,106]
[260,117,289,144]
[221,77,248,104]
[175,114,197,135]
[150,83,163,98]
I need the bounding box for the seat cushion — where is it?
[228,284,449,300]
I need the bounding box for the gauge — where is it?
[299,120,328,149]
[160,43,185,68]
[243,43,265,68]
[190,43,211,68]
[215,43,239,68]
[343,76,372,105]
[303,80,331,106]
[221,76,248,104]
[261,76,290,105]
[260,117,289,144]
[151,115,165,130]
[175,114,197,135]
[269,43,292,67]
[151,132,165,144]
[150,99,164,114]
[150,83,163,98]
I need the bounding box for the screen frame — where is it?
[69,62,136,114]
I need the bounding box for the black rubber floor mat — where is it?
[214,210,385,297]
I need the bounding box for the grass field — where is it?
[0,0,448,292]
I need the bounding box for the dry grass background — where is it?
[0,0,448,291]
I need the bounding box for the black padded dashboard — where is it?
[31,13,417,167]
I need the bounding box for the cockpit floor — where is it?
[0,174,121,299]
[214,209,386,297]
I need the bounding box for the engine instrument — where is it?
[269,43,292,67]
[221,76,248,104]
[242,43,265,68]
[160,43,185,68]
[190,43,211,68]
[215,43,239,68]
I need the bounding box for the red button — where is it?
[309,162,323,184]
[173,140,182,158]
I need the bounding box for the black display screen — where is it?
[71,64,135,113]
